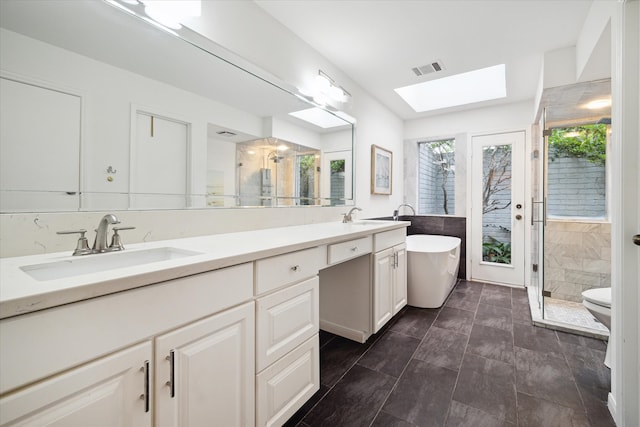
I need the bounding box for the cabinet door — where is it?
[392,244,408,315]
[0,341,152,427]
[155,302,255,427]
[373,247,394,333]
[256,277,319,372]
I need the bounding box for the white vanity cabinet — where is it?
[254,248,323,427]
[373,229,408,333]
[0,341,153,427]
[0,220,411,427]
[155,302,255,427]
[0,263,254,427]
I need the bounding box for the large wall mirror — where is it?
[0,0,355,213]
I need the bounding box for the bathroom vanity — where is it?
[0,220,408,426]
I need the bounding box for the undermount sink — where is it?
[20,247,203,281]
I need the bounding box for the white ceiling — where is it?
[255,0,595,120]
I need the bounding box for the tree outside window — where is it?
[418,139,455,215]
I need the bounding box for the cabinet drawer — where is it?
[256,335,319,427]
[327,236,372,265]
[255,247,323,296]
[374,228,406,252]
[256,277,319,372]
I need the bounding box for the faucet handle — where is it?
[57,229,92,256]
[109,226,136,251]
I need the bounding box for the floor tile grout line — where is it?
[368,295,450,425]
[368,278,462,427]
[295,322,393,426]
[512,287,521,427]
[440,280,482,427]
[553,329,597,423]
[301,282,612,426]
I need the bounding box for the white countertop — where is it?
[0,220,409,319]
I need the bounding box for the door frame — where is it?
[469,130,527,286]
[611,1,639,424]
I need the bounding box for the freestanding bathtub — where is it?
[406,234,461,308]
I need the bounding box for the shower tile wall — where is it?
[544,220,611,302]
[401,215,467,279]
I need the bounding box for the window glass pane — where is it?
[417,139,455,215]
[296,154,316,205]
[547,124,607,218]
[482,144,512,264]
[329,159,345,206]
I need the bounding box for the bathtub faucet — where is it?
[393,204,416,221]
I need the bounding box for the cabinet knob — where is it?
[291,265,300,272]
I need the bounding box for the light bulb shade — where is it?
[315,74,331,91]
[141,0,201,29]
[328,85,343,101]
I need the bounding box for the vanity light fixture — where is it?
[309,70,351,105]
[140,0,201,30]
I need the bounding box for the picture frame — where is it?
[371,144,392,195]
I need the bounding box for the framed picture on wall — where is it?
[371,144,392,195]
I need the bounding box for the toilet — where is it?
[582,287,612,368]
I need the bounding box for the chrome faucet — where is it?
[342,207,362,223]
[393,204,416,221]
[92,214,120,253]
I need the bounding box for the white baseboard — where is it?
[320,319,368,343]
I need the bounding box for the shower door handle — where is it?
[633,234,640,246]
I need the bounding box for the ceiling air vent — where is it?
[411,60,445,77]
[216,130,237,137]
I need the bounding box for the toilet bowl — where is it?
[582,287,611,368]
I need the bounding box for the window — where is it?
[547,124,608,219]
[418,139,455,215]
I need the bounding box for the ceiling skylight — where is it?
[289,108,354,129]
[395,64,507,112]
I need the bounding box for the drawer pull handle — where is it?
[291,265,300,272]
[143,360,150,412]
[167,350,175,398]
[351,246,358,252]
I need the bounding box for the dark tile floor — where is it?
[284,280,616,427]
